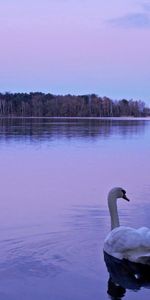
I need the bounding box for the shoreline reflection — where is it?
[0,118,148,142]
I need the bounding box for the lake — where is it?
[0,117,150,300]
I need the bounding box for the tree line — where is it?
[0,92,149,117]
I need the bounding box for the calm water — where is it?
[0,117,150,299]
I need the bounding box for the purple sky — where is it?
[0,0,150,102]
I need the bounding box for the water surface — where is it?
[0,118,150,299]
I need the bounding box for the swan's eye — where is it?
[121,189,126,195]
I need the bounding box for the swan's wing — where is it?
[137,227,150,247]
[104,226,150,262]
[104,226,142,259]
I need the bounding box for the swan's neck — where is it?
[108,194,120,230]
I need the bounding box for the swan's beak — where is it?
[123,194,130,201]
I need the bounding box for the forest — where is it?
[0,92,149,117]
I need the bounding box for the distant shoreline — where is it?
[0,93,149,117]
[1,116,150,120]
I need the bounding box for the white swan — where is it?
[104,187,150,265]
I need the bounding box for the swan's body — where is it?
[104,187,150,265]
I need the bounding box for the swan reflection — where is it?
[104,251,150,299]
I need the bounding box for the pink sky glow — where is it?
[0,0,150,102]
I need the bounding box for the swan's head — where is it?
[108,187,130,201]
